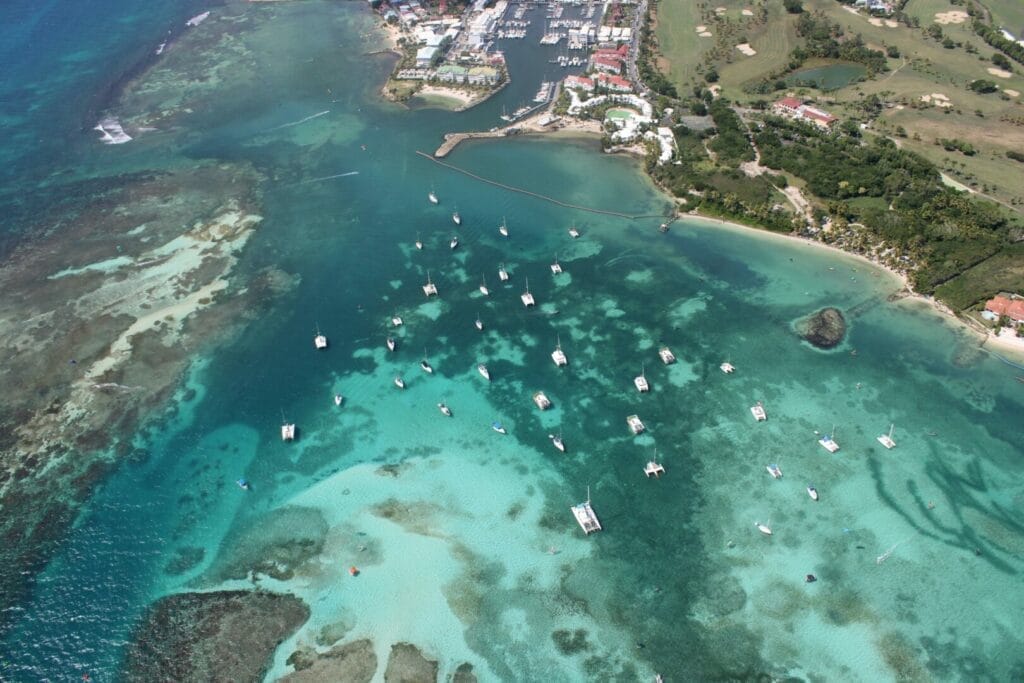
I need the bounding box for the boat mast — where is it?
[889,423,895,439]
[586,484,591,504]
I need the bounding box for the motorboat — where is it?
[475,315,484,331]
[751,402,767,422]
[415,232,423,250]
[428,190,439,204]
[478,363,490,380]
[819,426,840,453]
[755,521,773,535]
[394,376,405,389]
[450,235,459,250]
[452,210,461,226]
[720,362,735,373]
[568,225,580,238]
[438,402,452,417]
[387,337,396,352]
[499,217,509,237]
[807,486,819,501]
[767,463,782,479]
[549,432,565,452]
[492,421,507,434]
[658,346,676,364]
[626,414,645,435]
[334,394,344,406]
[533,391,552,410]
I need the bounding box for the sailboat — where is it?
[475,314,484,331]
[420,350,434,374]
[334,394,344,406]
[478,363,490,380]
[281,412,296,441]
[415,232,423,250]
[877,424,896,449]
[571,485,602,534]
[313,325,328,350]
[818,425,840,453]
[386,336,396,352]
[499,217,509,237]
[428,188,439,204]
[644,448,665,478]
[394,376,405,389]
[422,270,438,297]
[479,275,489,296]
[521,277,535,307]
[634,364,649,392]
[452,206,461,225]
[549,431,566,452]
[807,485,819,501]
[568,224,580,238]
[450,234,459,250]
[551,334,567,366]
[550,256,563,275]
[498,263,510,282]
[391,312,403,327]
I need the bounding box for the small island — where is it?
[797,307,847,349]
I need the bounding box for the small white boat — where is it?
[475,315,484,331]
[819,426,840,453]
[551,335,567,367]
[533,391,552,410]
[807,486,819,501]
[386,337,396,352]
[550,257,563,275]
[236,478,250,490]
[877,424,896,450]
[422,271,438,297]
[549,432,565,452]
[498,263,510,282]
[450,235,459,250]
[521,277,535,307]
[571,486,602,535]
[479,276,489,296]
[391,314,403,327]
[281,422,296,441]
[626,414,645,435]
[415,232,423,250]
[452,210,461,226]
[644,459,665,478]
[634,364,649,393]
[499,217,509,237]
[334,394,344,406]
[420,357,433,374]
[568,225,580,238]
[428,190,439,204]
[766,463,782,479]
[438,402,452,416]
[313,328,328,350]
[755,521,773,536]
[720,362,735,374]
[751,402,767,422]
[478,363,490,380]
[492,421,507,434]
[658,346,676,364]
[394,376,405,389]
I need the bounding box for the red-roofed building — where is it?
[592,55,623,74]
[565,75,595,92]
[595,44,628,59]
[772,97,838,129]
[773,97,804,116]
[595,73,632,92]
[800,105,838,128]
[985,295,1024,325]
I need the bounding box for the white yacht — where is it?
[568,225,580,238]
[533,391,552,410]
[438,402,452,417]
[450,235,459,250]
[386,337,396,352]
[334,394,344,406]
[498,263,510,282]
[819,427,840,453]
[422,271,438,297]
[755,521,773,536]
[415,232,423,250]
[750,402,767,422]
[428,189,439,204]
[766,463,782,479]
[634,365,649,393]
[720,362,735,374]
[499,217,509,237]
[475,315,484,331]
[807,486,819,501]
[551,335,567,367]
[571,486,602,535]
[391,314,403,327]
[420,353,434,374]
[658,346,676,364]
[452,209,461,226]
[521,277,535,307]
[394,376,406,389]
[478,363,490,380]
[549,432,565,452]
[626,414,646,435]
[550,257,562,275]
[479,276,489,296]
[281,422,296,441]
[877,424,896,449]
[313,327,328,350]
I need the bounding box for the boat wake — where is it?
[876,537,911,565]
[94,118,132,144]
[268,109,330,131]
[297,171,359,185]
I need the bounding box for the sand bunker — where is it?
[742,9,754,16]
[1005,89,1020,97]
[715,7,727,13]
[696,25,707,32]
[934,10,968,25]
[736,43,757,56]
[868,17,883,26]
[699,31,712,37]
[920,93,953,108]
[884,19,898,27]
[987,67,1012,78]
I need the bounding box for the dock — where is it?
[435,130,510,158]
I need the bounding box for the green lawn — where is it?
[653,0,707,89]
[982,0,1024,37]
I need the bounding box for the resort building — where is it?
[984,295,1024,325]
[416,46,439,67]
[772,97,838,129]
[564,75,595,93]
[467,66,499,85]
[435,64,469,83]
[595,73,632,93]
[592,55,623,74]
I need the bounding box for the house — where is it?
[800,105,838,128]
[467,66,499,85]
[773,97,804,117]
[984,295,1024,325]
[592,55,623,74]
[772,97,838,129]
[416,46,439,67]
[435,64,469,83]
[565,75,595,92]
[595,73,632,92]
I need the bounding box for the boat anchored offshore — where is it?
[807,486,819,501]
[236,478,250,490]
[627,414,646,435]
[450,235,459,250]
[478,363,490,380]
[634,364,649,392]
[521,277,535,307]
[281,421,296,442]
[492,421,507,434]
[571,486,602,535]
[314,327,328,350]
[387,337,397,352]
[755,521,773,535]
[334,394,344,406]
[877,423,896,449]
[498,263,510,282]
[420,352,433,374]
[549,432,566,452]
[428,189,439,204]
[499,217,509,237]
[533,391,552,410]
[720,362,735,374]
[751,401,767,422]
[415,232,423,250]
[475,315,484,331]
[551,335,567,367]
[423,271,438,297]
[658,346,676,364]
[391,313,403,327]
[452,209,461,226]
[438,402,452,417]
[644,449,665,478]
[767,463,782,479]
[479,276,489,296]
[394,376,405,389]
[550,257,563,275]
[819,425,840,453]
[568,224,580,239]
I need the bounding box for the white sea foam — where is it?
[267,109,330,131]
[186,11,210,27]
[94,118,132,144]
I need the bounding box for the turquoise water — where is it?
[786,62,868,91]
[3,1,1024,680]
